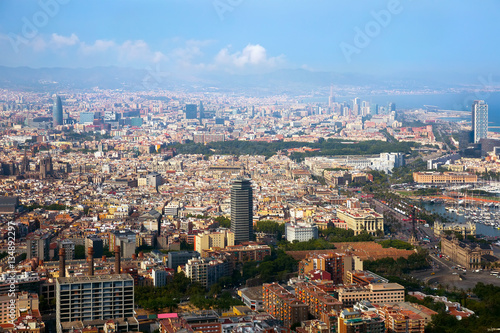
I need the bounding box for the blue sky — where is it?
[0,0,499,78]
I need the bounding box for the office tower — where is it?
[472,100,488,143]
[388,102,396,112]
[329,85,335,108]
[79,112,95,124]
[353,97,361,116]
[199,101,204,122]
[52,94,63,126]
[230,178,253,243]
[56,274,137,333]
[185,104,197,119]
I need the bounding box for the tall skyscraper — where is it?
[388,102,396,112]
[52,94,63,126]
[472,100,488,143]
[230,178,253,243]
[185,104,197,119]
[198,101,204,122]
[328,85,335,108]
[353,97,361,116]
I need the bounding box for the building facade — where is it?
[441,236,497,270]
[285,222,319,242]
[230,178,253,244]
[336,208,384,236]
[56,274,137,333]
[472,100,488,143]
[413,172,478,184]
[263,283,308,328]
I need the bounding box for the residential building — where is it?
[183,257,232,288]
[338,308,385,333]
[85,236,104,258]
[60,240,75,260]
[195,229,235,252]
[337,283,405,307]
[298,252,346,285]
[294,282,343,318]
[263,283,308,328]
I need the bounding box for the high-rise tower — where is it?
[185,104,197,119]
[230,178,253,243]
[472,100,488,143]
[52,94,63,126]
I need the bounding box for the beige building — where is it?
[336,208,384,235]
[413,172,477,184]
[194,229,234,252]
[0,292,39,324]
[441,236,498,270]
[337,283,405,306]
[434,221,476,237]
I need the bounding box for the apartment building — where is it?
[338,308,385,333]
[183,258,232,288]
[202,243,271,263]
[337,283,405,307]
[298,252,345,285]
[294,282,343,318]
[195,229,235,252]
[263,283,308,328]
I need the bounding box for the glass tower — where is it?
[52,94,63,126]
[472,100,488,143]
[230,178,253,243]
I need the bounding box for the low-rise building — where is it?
[285,222,318,242]
[336,208,384,236]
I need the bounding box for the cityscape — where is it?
[1,2,500,333]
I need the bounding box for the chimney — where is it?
[114,246,121,274]
[102,255,107,262]
[132,253,137,260]
[59,248,66,278]
[138,251,144,259]
[88,247,94,276]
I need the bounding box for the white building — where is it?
[285,222,318,242]
[152,269,167,287]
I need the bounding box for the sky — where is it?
[0,0,499,79]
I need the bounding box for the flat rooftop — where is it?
[57,273,133,284]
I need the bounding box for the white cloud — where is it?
[51,33,79,47]
[214,44,285,70]
[79,39,116,54]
